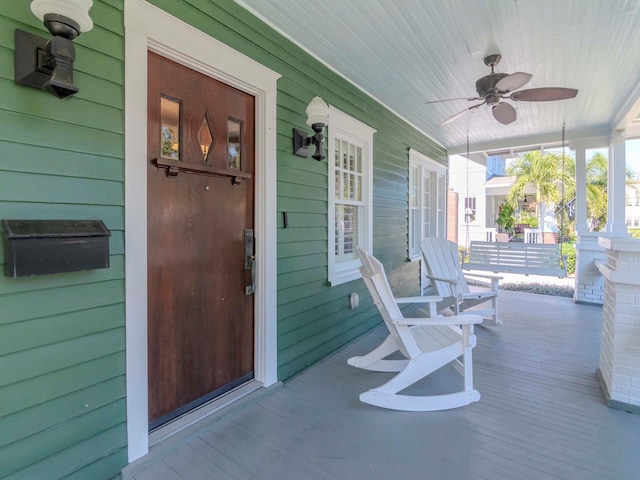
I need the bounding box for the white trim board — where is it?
[124,0,280,463]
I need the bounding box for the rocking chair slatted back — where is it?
[357,246,421,358]
[420,237,502,325]
[421,236,470,299]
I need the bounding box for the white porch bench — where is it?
[462,240,568,278]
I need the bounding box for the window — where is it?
[464,197,477,223]
[408,148,446,260]
[328,107,376,285]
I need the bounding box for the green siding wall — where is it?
[1,0,446,478]
[0,1,126,479]
[146,0,447,379]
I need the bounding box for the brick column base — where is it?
[595,236,640,413]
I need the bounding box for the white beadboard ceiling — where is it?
[234,0,640,154]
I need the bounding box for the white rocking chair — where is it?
[420,237,502,325]
[348,246,482,411]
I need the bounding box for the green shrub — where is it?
[630,228,640,239]
[560,242,576,275]
[496,203,515,233]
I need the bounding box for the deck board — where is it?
[125,290,640,480]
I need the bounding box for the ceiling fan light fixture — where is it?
[492,103,516,125]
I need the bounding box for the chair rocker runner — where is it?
[420,237,502,325]
[348,246,482,411]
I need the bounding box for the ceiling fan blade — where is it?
[492,102,516,125]
[495,72,532,93]
[439,102,485,126]
[425,97,482,104]
[510,87,578,102]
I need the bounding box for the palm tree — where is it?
[505,151,575,235]
[583,151,636,231]
[585,152,608,231]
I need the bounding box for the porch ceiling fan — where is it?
[427,54,578,127]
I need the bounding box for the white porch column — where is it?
[572,142,589,234]
[572,140,606,304]
[595,237,640,413]
[607,131,628,234]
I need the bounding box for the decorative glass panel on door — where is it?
[227,118,241,169]
[197,114,213,163]
[160,97,180,159]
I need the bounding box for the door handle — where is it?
[245,229,256,295]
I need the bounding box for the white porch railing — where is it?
[477,227,498,242]
[524,228,540,243]
[459,226,498,244]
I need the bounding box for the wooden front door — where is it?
[147,52,255,429]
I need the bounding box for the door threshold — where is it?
[149,380,263,447]
[123,381,281,479]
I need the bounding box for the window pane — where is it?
[336,204,358,261]
[227,118,241,169]
[349,173,358,200]
[160,97,180,159]
[410,166,418,208]
[342,141,349,169]
[342,172,349,199]
[349,144,356,172]
[343,206,355,256]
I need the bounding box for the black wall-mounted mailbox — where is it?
[2,220,111,278]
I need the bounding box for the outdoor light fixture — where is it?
[15,0,94,99]
[293,96,330,161]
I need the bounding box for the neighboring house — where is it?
[626,179,640,229]
[0,1,448,478]
[447,154,490,245]
[449,154,551,245]
[452,153,640,244]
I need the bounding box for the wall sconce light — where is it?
[293,96,329,161]
[15,0,94,99]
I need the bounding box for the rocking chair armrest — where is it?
[395,295,443,304]
[462,272,503,281]
[394,314,483,326]
[424,274,458,284]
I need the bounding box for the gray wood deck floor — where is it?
[123,291,640,480]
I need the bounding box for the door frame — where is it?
[124,0,280,462]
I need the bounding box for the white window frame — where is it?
[408,148,447,261]
[464,196,477,223]
[328,107,376,285]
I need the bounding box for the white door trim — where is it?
[124,0,280,462]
